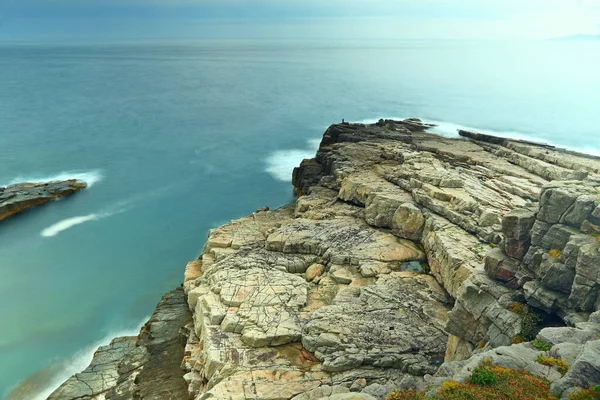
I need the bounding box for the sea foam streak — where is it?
[41,214,101,237]
[4,170,104,188]
[265,138,322,182]
[6,318,149,400]
[40,208,126,238]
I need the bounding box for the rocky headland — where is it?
[50,119,600,400]
[0,179,87,221]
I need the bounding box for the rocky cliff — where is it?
[0,179,87,221]
[51,119,600,400]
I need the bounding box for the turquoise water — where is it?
[0,39,599,399]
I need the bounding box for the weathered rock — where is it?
[0,179,87,221]
[107,288,192,400]
[537,315,600,346]
[485,248,521,289]
[303,272,450,375]
[502,208,536,260]
[306,264,326,282]
[436,343,563,383]
[392,203,425,241]
[551,340,600,396]
[48,337,138,400]
[49,288,192,400]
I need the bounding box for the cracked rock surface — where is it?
[180,119,600,399]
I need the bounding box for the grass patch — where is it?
[471,366,497,385]
[388,390,427,400]
[569,386,600,400]
[387,363,557,400]
[536,355,569,374]
[531,339,552,351]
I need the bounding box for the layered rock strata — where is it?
[181,119,600,399]
[53,118,600,400]
[0,180,87,221]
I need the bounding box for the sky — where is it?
[0,0,599,41]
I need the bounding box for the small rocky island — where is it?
[0,179,87,221]
[50,119,600,400]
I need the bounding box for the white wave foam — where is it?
[41,208,126,238]
[355,116,555,143]
[424,119,549,142]
[41,214,101,237]
[7,317,149,400]
[355,116,406,125]
[4,170,104,188]
[265,138,321,182]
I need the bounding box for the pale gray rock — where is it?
[550,342,584,366]
[551,340,600,396]
[48,337,137,400]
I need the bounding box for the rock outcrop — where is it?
[0,180,87,221]
[49,288,192,400]
[179,119,600,399]
[52,119,600,400]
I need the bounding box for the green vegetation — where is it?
[569,386,600,400]
[386,362,557,400]
[536,355,569,374]
[509,302,544,341]
[470,366,497,385]
[531,339,552,351]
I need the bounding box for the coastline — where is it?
[30,118,600,399]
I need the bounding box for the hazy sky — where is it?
[1,0,599,41]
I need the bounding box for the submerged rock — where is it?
[0,179,87,221]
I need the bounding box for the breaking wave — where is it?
[4,170,104,188]
[355,116,543,140]
[265,138,321,182]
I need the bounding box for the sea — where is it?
[0,39,599,399]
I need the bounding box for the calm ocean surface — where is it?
[0,39,599,399]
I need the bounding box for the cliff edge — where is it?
[51,119,600,400]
